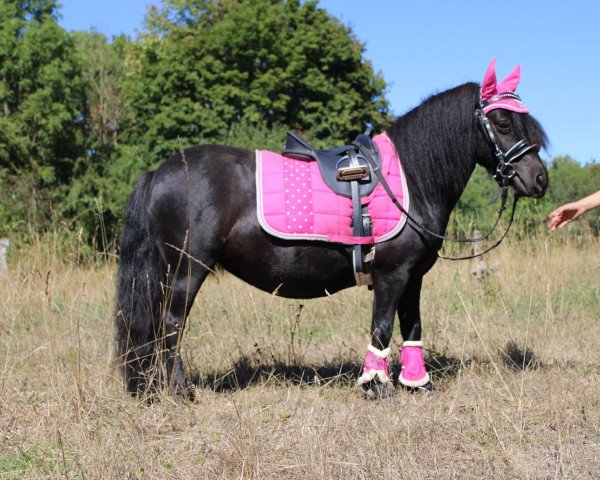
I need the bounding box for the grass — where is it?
[0,231,599,479]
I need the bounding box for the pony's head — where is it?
[475,58,548,198]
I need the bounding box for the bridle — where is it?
[354,95,539,261]
[476,92,539,192]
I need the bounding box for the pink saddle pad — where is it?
[256,133,409,245]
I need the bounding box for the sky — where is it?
[57,0,600,165]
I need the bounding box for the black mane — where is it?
[387,83,480,216]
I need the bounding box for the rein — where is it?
[354,98,536,261]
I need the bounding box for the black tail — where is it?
[115,171,166,396]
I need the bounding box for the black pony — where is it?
[115,63,548,398]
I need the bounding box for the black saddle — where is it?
[281,130,383,286]
[281,131,381,198]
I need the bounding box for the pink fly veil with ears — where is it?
[480,57,529,114]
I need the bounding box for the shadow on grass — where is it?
[190,348,464,392]
[499,340,542,371]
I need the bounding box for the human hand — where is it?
[544,190,600,230]
[543,203,587,230]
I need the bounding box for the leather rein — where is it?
[355,95,538,261]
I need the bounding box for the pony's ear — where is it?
[497,64,521,93]
[481,58,498,99]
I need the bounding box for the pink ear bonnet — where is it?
[480,58,529,114]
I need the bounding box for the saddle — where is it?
[282,131,381,198]
[281,130,382,286]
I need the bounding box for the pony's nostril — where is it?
[535,173,547,195]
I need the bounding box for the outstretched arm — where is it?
[544,190,600,231]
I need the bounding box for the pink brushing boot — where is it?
[398,341,430,388]
[356,345,391,387]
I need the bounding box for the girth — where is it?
[282,130,380,286]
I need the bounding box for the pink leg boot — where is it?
[398,341,430,388]
[356,345,392,387]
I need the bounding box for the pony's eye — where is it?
[496,123,511,133]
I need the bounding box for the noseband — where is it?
[476,93,539,190]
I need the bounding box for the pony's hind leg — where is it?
[161,253,214,399]
[160,268,207,399]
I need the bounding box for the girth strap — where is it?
[346,148,374,286]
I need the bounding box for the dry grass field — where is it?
[1,231,599,479]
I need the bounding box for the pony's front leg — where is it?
[356,281,399,398]
[397,276,431,390]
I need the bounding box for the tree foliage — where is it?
[125,0,389,163]
[58,32,140,247]
[0,0,87,238]
[0,0,85,183]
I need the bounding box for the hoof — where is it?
[401,381,434,395]
[169,378,196,402]
[127,375,159,402]
[359,380,394,400]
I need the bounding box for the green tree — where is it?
[124,0,389,164]
[545,156,595,206]
[0,0,86,183]
[0,0,87,238]
[60,31,139,247]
